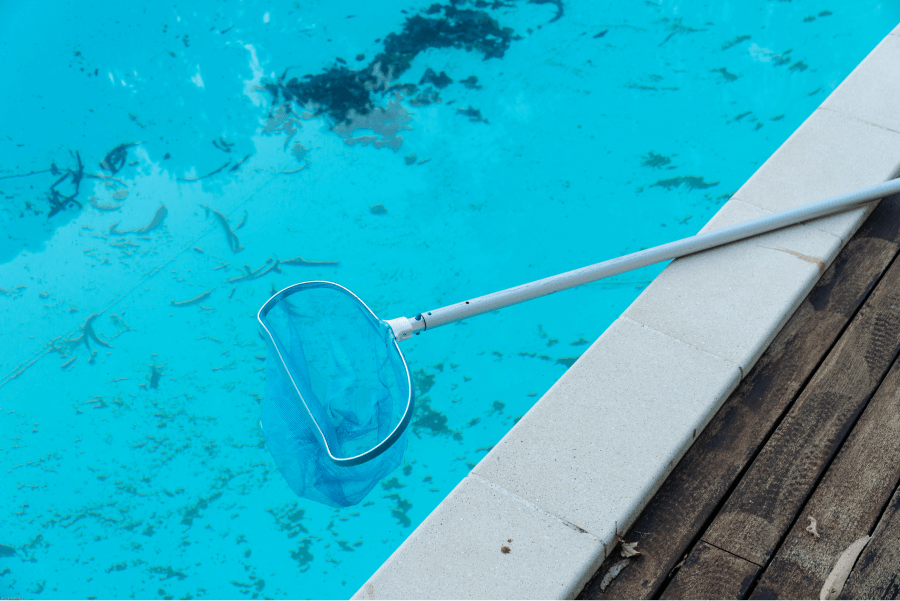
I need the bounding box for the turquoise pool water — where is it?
[1,1,897,598]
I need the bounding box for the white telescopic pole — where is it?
[386,178,900,341]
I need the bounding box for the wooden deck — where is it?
[578,193,900,600]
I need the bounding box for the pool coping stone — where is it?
[820,34,900,135]
[354,23,900,601]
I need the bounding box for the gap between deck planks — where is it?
[749,343,900,599]
[839,482,900,599]
[669,208,900,592]
[578,194,900,600]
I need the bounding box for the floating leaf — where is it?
[819,535,870,600]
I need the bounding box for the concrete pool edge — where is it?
[353,27,900,600]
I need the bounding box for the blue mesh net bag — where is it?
[258,281,414,507]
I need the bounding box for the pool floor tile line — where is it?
[356,23,900,601]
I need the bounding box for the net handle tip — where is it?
[385,316,422,341]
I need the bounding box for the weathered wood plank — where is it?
[749,347,900,599]
[696,218,900,568]
[578,195,900,600]
[660,541,760,600]
[838,484,900,599]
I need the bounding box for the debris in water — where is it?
[281,256,339,267]
[659,18,707,46]
[178,161,231,182]
[711,67,739,82]
[459,75,482,89]
[370,204,387,215]
[721,34,751,50]
[110,204,167,235]
[279,165,308,175]
[266,3,514,122]
[409,86,442,107]
[641,151,672,169]
[63,312,112,362]
[382,493,412,527]
[46,150,85,217]
[290,539,314,572]
[291,143,309,163]
[148,365,163,389]
[229,154,251,173]
[332,98,412,152]
[212,136,234,153]
[99,143,137,174]
[381,477,405,490]
[171,289,214,307]
[556,356,579,368]
[419,68,452,89]
[412,397,461,440]
[413,369,436,394]
[200,205,244,252]
[530,0,564,23]
[90,197,124,211]
[650,176,718,191]
[344,134,403,152]
[456,106,488,123]
[225,258,281,283]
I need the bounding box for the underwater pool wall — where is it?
[354,25,900,600]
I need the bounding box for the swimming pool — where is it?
[1,1,897,598]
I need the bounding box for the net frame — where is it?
[257,281,414,467]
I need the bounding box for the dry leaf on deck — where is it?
[819,535,870,600]
[599,559,631,591]
[668,556,687,579]
[616,533,642,558]
[806,516,821,539]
